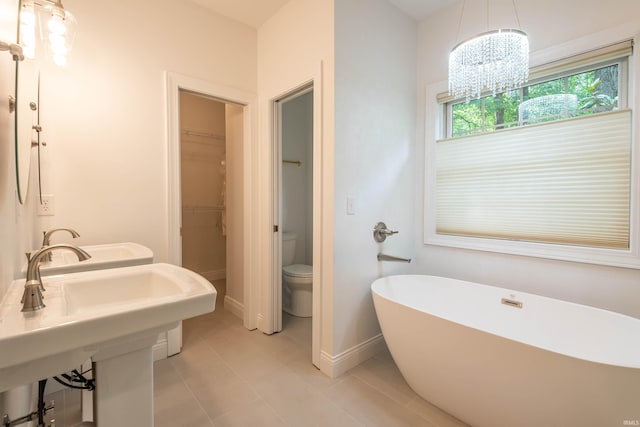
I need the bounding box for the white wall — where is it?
[33,0,257,263]
[333,0,417,355]
[415,0,640,318]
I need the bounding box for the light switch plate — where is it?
[347,196,355,215]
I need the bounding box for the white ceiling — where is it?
[185,0,290,28]
[184,0,459,28]
[387,0,459,21]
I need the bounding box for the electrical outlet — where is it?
[37,194,55,216]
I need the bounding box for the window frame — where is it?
[424,38,640,269]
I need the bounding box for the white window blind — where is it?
[436,109,632,249]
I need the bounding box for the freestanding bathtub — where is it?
[371,275,640,427]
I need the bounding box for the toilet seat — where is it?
[283,264,312,278]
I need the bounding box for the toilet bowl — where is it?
[282,232,313,317]
[282,264,312,317]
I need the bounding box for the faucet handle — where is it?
[373,222,399,242]
[25,252,33,263]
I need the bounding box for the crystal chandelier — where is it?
[448,1,529,101]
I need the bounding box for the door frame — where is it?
[166,72,258,341]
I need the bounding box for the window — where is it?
[427,40,637,267]
[448,62,620,138]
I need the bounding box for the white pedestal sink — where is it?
[22,242,154,276]
[0,263,216,426]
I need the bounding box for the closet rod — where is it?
[181,129,225,140]
[283,159,302,167]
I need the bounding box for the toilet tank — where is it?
[282,232,297,266]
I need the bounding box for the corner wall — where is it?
[415,0,640,319]
[332,0,417,367]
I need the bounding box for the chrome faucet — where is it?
[22,244,91,312]
[41,228,80,262]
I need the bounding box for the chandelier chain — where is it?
[454,0,467,46]
[512,0,522,29]
[486,0,489,31]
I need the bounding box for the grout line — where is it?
[167,354,217,426]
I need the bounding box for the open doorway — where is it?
[166,72,255,355]
[273,86,314,336]
[179,92,229,304]
[174,91,245,353]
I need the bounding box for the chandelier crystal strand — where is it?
[449,29,529,101]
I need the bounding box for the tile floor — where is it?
[44,279,468,426]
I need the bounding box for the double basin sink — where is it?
[0,243,217,394]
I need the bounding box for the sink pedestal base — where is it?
[93,334,159,426]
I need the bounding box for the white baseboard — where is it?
[152,339,168,362]
[257,313,265,331]
[202,269,226,281]
[318,333,386,378]
[224,295,244,319]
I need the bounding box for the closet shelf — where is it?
[183,205,225,213]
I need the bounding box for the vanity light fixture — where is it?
[19,0,77,66]
[448,0,529,101]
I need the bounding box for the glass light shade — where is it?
[19,1,37,59]
[44,5,76,66]
[449,29,529,101]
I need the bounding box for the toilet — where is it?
[282,232,312,317]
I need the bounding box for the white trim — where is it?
[165,72,258,333]
[318,334,387,379]
[224,295,244,319]
[152,337,168,361]
[273,96,284,333]
[424,31,640,269]
[166,323,181,356]
[311,62,326,371]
